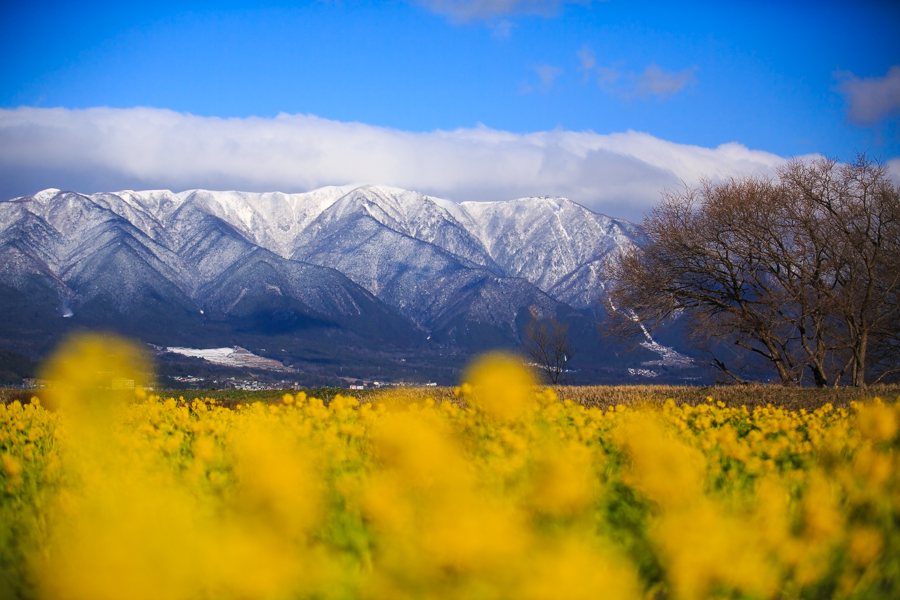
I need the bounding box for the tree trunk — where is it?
[852,331,868,387]
[809,362,829,388]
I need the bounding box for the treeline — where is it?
[606,156,900,387]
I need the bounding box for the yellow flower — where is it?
[849,527,883,567]
[463,352,535,421]
[530,444,595,516]
[618,414,705,508]
[1,453,22,478]
[857,400,898,443]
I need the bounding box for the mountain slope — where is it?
[292,199,555,334]
[457,197,642,308]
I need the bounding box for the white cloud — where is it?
[0,107,789,221]
[489,19,515,37]
[577,46,595,71]
[835,65,900,126]
[887,158,900,184]
[535,64,563,87]
[411,0,591,21]
[578,53,696,100]
[634,64,697,98]
[587,60,695,99]
[596,64,622,88]
[520,63,563,94]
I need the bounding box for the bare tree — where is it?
[604,156,900,387]
[779,156,900,385]
[523,307,574,384]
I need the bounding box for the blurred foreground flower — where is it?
[0,335,895,600]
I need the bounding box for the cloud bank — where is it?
[0,107,788,220]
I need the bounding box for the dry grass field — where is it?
[7,382,895,413]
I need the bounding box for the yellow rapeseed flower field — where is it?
[1,336,898,599]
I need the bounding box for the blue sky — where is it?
[1,1,898,219]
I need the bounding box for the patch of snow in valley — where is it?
[163,346,293,371]
[640,340,695,368]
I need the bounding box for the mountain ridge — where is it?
[0,185,699,385]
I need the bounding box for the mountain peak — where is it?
[29,188,62,204]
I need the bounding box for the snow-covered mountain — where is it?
[0,184,667,382]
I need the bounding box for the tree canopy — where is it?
[605,156,900,387]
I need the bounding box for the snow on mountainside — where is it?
[458,197,640,308]
[3,184,640,306]
[0,185,648,363]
